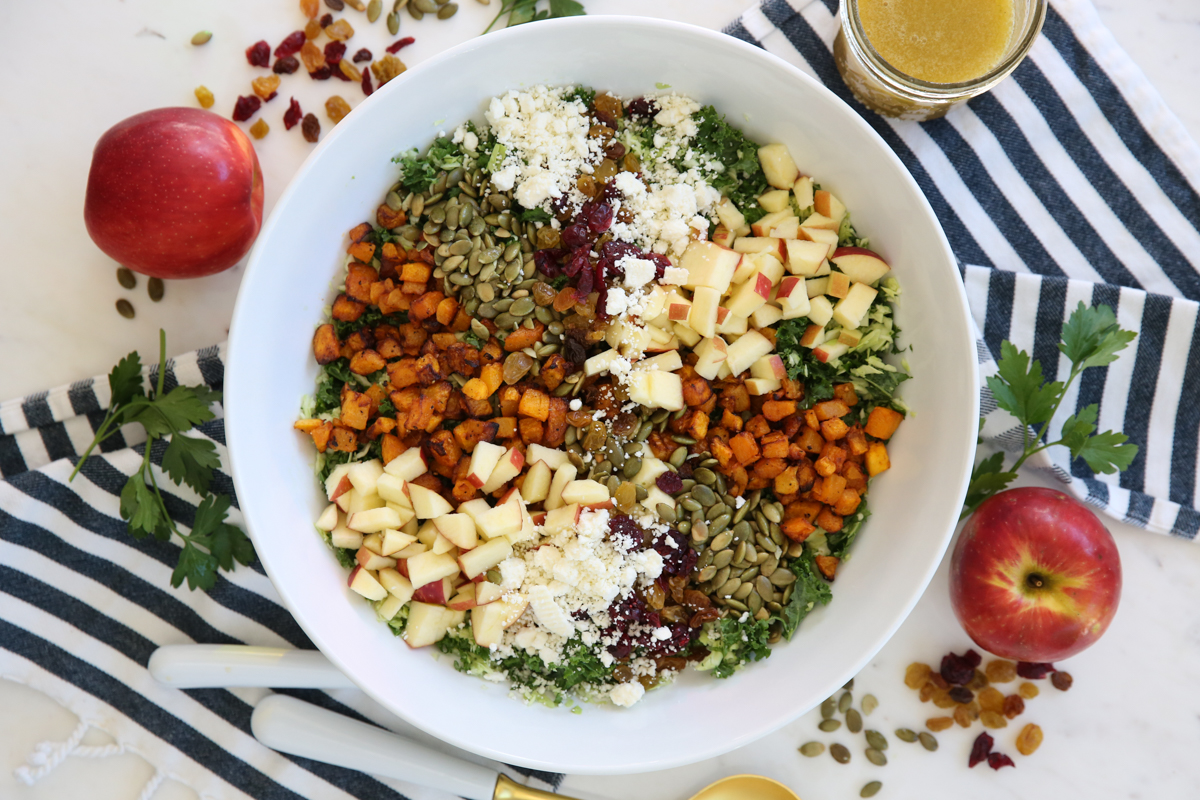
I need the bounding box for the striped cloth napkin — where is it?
[3,0,1199,797]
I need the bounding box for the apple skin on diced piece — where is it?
[693,336,729,380]
[832,281,879,330]
[347,459,384,496]
[375,473,411,508]
[807,295,834,327]
[711,224,736,248]
[404,601,455,648]
[407,483,453,519]
[324,463,354,503]
[560,480,611,507]
[665,291,693,322]
[434,513,479,551]
[831,247,892,286]
[793,176,814,209]
[379,528,416,556]
[758,189,791,213]
[689,286,721,338]
[475,501,523,540]
[680,240,741,294]
[544,464,577,511]
[520,460,553,505]
[315,503,339,532]
[726,271,772,318]
[479,446,525,495]
[526,443,570,471]
[714,310,748,337]
[813,190,847,224]
[543,503,582,534]
[383,447,428,482]
[786,239,828,277]
[776,276,812,319]
[715,197,746,232]
[457,536,514,579]
[745,377,782,395]
[724,330,775,377]
[814,339,851,363]
[758,143,800,189]
[750,354,788,381]
[447,583,478,611]
[412,575,454,606]
[466,441,506,488]
[799,323,826,349]
[406,550,460,590]
[472,594,529,648]
[347,565,388,601]
[827,270,852,299]
[356,546,397,571]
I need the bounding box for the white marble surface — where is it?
[3,1,1200,799]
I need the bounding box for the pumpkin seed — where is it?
[712,549,733,568]
[726,599,748,612]
[697,565,717,582]
[862,694,878,716]
[116,299,135,319]
[754,575,773,600]
[844,707,863,734]
[510,297,535,317]
[799,742,825,757]
[367,0,382,20]
[693,467,716,485]
[865,748,887,767]
[147,278,165,302]
[733,582,753,600]
[918,732,938,751]
[668,447,688,468]
[769,568,797,587]
[820,696,837,719]
[709,531,733,551]
[713,566,731,588]
[830,743,851,764]
[894,728,917,743]
[865,730,888,751]
[838,691,853,713]
[117,267,136,289]
[708,513,731,538]
[692,485,716,506]
[860,781,883,798]
[191,30,212,45]
[818,719,841,732]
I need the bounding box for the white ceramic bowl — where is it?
[227,16,978,775]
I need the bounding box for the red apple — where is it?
[84,108,264,278]
[950,487,1121,662]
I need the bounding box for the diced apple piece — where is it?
[383,448,428,481]
[666,293,693,322]
[560,480,611,507]
[520,460,553,504]
[711,224,735,248]
[645,324,677,352]
[543,503,582,534]
[447,583,478,611]
[631,457,671,488]
[472,595,529,648]
[347,566,388,601]
[750,303,784,329]
[715,197,746,232]
[793,176,814,209]
[347,506,401,534]
[404,602,454,648]
[638,351,683,373]
[457,537,514,579]
[377,568,414,603]
[324,463,354,502]
[758,143,799,189]
[479,446,525,495]
[717,361,732,380]
[330,520,364,550]
[466,441,506,488]
[672,322,702,348]
[768,216,800,240]
[406,551,460,590]
[839,328,864,346]
[827,270,852,299]
[627,371,684,411]
[750,354,788,381]
[832,282,879,329]
[800,211,839,232]
[607,319,653,357]
[806,295,834,327]
[363,532,385,554]
[413,576,453,605]
[691,336,728,380]
[746,377,783,396]
[379,528,417,556]
[799,323,827,349]
[814,339,851,363]
[750,252,785,284]
[544,464,577,511]
[680,241,741,294]
[689,286,721,338]
[726,270,772,318]
[457,497,492,524]
[315,504,339,532]
[732,237,785,261]
[434,513,479,551]
[394,541,428,560]
[356,547,397,571]
[715,311,748,337]
[776,276,812,319]
[831,247,892,285]
[806,276,831,299]
[813,190,846,224]
[476,582,504,605]
[642,485,676,514]
[750,209,794,238]
[476,501,522,540]
[526,444,570,471]
[415,520,439,546]
[724,330,774,377]
[584,348,623,377]
[342,488,385,514]
[377,594,406,621]
[786,239,828,277]
[801,226,840,257]
[375,473,410,508]
[407,484,452,519]
[758,189,791,213]
[507,495,537,545]
[347,459,384,496]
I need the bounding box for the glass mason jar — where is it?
[834,0,1047,121]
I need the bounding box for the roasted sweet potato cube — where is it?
[377,203,406,229]
[718,381,750,413]
[309,423,333,452]
[500,386,521,417]
[363,416,396,440]
[804,409,820,431]
[814,399,850,421]
[369,280,390,306]
[347,222,372,243]
[347,241,376,264]
[540,354,567,392]
[812,473,848,505]
[494,416,518,438]
[796,426,825,456]
[519,418,545,444]
[379,242,403,280]
[464,396,493,418]
[762,399,797,423]
[401,262,432,283]
[401,280,427,296]
[343,328,373,355]
[796,461,817,494]
[462,378,489,401]
[479,362,503,396]
[729,432,760,466]
[845,426,869,456]
[681,368,713,408]
[781,378,804,401]
[379,432,403,464]
[450,308,473,332]
[834,487,862,516]
[816,506,843,533]
[782,415,802,438]
[729,465,749,496]
[834,383,859,406]
[518,388,550,421]
[479,338,503,364]
[428,429,462,470]
[866,441,891,476]
[345,263,378,303]
[820,417,850,441]
[752,457,786,480]
[453,420,499,452]
[452,478,478,504]
[364,383,387,415]
[781,515,816,543]
[378,288,409,315]
[815,443,847,477]
[376,337,402,360]
[745,415,771,439]
[340,390,371,430]
[436,297,459,326]
[760,431,790,459]
[443,342,481,378]
[397,323,428,355]
[387,359,420,389]
[409,472,444,496]
[814,555,839,581]
[312,324,341,365]
[409,291,444,322]
[711,437,735,470]
[294,418,324,433]
[415,353,444,386]
[430,333,458,350]
[504,323,546,352]
[544,397,568,447]
[686,410,709,441]
[719,408,743,433]
[329,425,358,452]
[788,499,823,522]
[331,294,366,322]
[349,348,386,375]
[775,466,799,496]
[865,406,903,440]
[841,461,868,492]
[425,381,452,414]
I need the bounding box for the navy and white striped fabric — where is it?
[4,0,1200,796]
[728,0,1200,538]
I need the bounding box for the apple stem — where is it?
[1027,573,1046,590]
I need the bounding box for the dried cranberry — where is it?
[263,91,278,103]
[604,141,626,161]
[580,201,613,234]
[309,65,332,80]
[352,47,373,63]
[232,95,261,122]
[245,40,270,67]
[319,12,334,26]
[273,56,300,74]
[656,472,683,495]
[1016,662,1056,680]
[940,651,977,686]
[677,460,694,480]
[283,98,303,130]
[386,36,415,54]
[274,30,306,58]
[330,65,352,81]
[653,529,696,577]
[963,649,983,667]
[361,67,374,97]
[601,179,624,204]
[625,97,658,120]
[948,686,974,704]
[987,752,1015,770]
[592,261,608,316]
[608,515,645,550]
[968,732,994,768]
[533,248,564,277]
[645,252,671,280]
[575,263,594,296]
[561,222,591,249]
[324,41,346,64]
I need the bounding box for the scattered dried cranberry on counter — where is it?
[361,67,374,96]
[386,36,415,54]
[274,31,306,58]
[273,56,300,74]
[330,65,352,81]
[352,47,373,63]
[968,732,993,768]
[324,41,346,64]
[232,95,262,122]
[319,12,333,26]
[283,98,303,130]
[309,65,332,81]
[245,40,270,67]
[940,650,978,685]
[1016,662,1056,680]
[987,752,1015,770]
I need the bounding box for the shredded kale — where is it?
[437,629,611,705]
[519,207,554,224]
[549,275,570,290]
[772,549,834,640]
[332,307,408,339]
[562,84,596,108]
[696,615,772,679]
[684,105,770,224]
[313,359,352,415]
[461,330,485,349]
[316,449,354,485]
[392,136,469,193]
[826,505,871,560]
[367,225,400,246]
[332,543,357,569]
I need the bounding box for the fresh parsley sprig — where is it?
[69,330,254,590]
[483,0,585,34]
[962,302,1140,518]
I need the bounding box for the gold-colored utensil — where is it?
[495,772,799,800]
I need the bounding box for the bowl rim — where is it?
[226,13,978,774]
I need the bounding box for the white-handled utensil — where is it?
[148,644,354,689]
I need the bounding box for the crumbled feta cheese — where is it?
[569,398,582,411]
[605,287,629,316]
[734,495,746,509]
[622,257,657,291]
[652,626,672,641]
[610,681,646,707]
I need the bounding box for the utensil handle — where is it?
[148,645,356,689]
[251,694,501,800]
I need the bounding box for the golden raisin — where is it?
[300,40,326,72]
[1018,682,1040,699]
[194,85,215,109]
[305,19,323,38]
[593,158,618,182]
[324,19,355,41]
[248,119,269,139]
[371,54,406,85]
[1003,694,1025,719]
[977,686,1005,713]
[252,75,280,100]
[1015,723,1043,756]
[925,717,954,732]
[966,669,989,691]
[535,225,561,249]
[615,481,637,513]
[931,688,956,709]
[952,704,972,728]
[592,92,623,120]
[985,659,1018,683]
[325,96,352,124]
[904,662,932,689]
[979,711,1008,729]
[588,123,615,142]
[301,0,320,18]
[576,173,600,200]
[928,673,950,690]
[622,152,641,173]
[339,59,362,82]
[918,682,935,703]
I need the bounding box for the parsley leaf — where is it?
[121,473,165,539]
[126,385,217,438]
[519,206,554,223]
[108,352,144,407]
[987,341,1063,428]
[173,543,219,591]
[162,434,222,494]
[960,452,1018,519]
[1058,301,1138,371]
[483,0,587,34]
[1074,430,1138,475]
